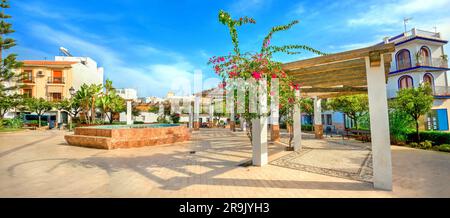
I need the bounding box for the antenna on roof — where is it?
[59,47,72,57]
[433,26,437,33]
[403,17,413,33]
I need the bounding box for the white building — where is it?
[54,56,104,90]
[383,28,449,131]
[116,88,138,100]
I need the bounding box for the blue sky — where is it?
[8,0,450,97]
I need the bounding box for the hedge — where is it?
[407,131,450,146]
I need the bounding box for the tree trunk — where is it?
[38,115,41,128]
[415,120,420,142]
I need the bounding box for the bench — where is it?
[343,129,371,142]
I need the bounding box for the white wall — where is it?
[55,56,104,90]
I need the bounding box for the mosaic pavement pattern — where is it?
[274,131,373,182]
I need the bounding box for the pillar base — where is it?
[193,121,200,130]
[271,124,280,142]
[230,121,236,132]
[314,124,323,139]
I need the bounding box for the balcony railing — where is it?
[434,86,450,96]
[416,57,448,68]
[47,77,65,84]
[20,77,35,83]
[387,86,450,98]
[47,96,63,102]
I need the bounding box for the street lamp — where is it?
[69,86,75,97]
[68,86,75,131]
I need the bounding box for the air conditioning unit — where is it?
[37,71,45,77]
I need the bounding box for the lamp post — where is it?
[68,86,76,131]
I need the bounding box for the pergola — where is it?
[189,43,395,190]
[281,43,395,190]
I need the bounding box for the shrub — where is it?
[170,113,180,124]
[437,144,450,152]
[301,124,313,131]
[409,142,419,148]
[419,140,433,149]
[407,131,450,146]
[2,117,24,128]
[389,109,415,144]
[134,121,144,124]
[157,115,169,124]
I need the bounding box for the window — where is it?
[426,109,449,131]
[52,70,63,83]
[326,114,332,125]
[49,93,62,102]
[321,114,325,125]
[423,73,434,92]
[22,89,32,98]
[419,46,431,66]
[398,75,414,89]
[396,49,412,70]
[22,70,33,82]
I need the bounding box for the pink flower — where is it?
[271,74,277,79]
[252,71,262,80]
[214,65,221,73]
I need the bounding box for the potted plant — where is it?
[415,51,422,66]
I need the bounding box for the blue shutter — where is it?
[436,109,449,131]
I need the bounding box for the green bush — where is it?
[134,121,144,124]
[389,109,415,144]
[437,144,450,152]
[2,117,24,128]
[419,140,433,149]
[407,131,450,146]
[170,113,180,124]
[301,124,313,131]
[409,142,419,148]
[28,120,48,126]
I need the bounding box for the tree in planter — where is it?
[0,0,23,122]
[210,10,323,149]
[56,98,82,129]
[25,98,53,128]
[96,79,126,124]
[75,84,102,124]
[391,84,433,142]
[326,94,369,130]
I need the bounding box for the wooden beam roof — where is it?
[283,43,395,98]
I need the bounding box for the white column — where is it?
[365,55,392,191]
[241,119,247,131]
[188,100,193,128]
[293,89,302,151]
[209,101,214,124]
[56,110,61,124]
[313,97,322,125]
[252,117,268,166]
[126,100,133,125]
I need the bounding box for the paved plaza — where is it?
[0,128,449,197]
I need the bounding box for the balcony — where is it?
[416,57,448,69]
[434,86,450,97]
[47,77,65,84]
[387,86,450,99]
[19,77,35,83]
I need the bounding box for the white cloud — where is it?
[348,0,450,26]
[28,23,205,97]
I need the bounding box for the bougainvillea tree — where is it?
[209,10,324,148]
